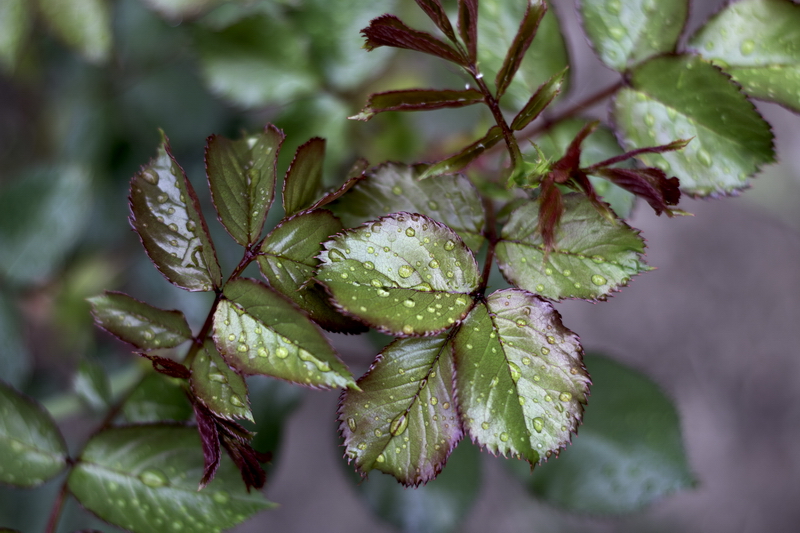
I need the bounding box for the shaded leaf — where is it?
[212,278,355,389]
[0,0,30,72]
[311,159,368,209]
[283,137,325,217]
[0,381,68,487]
[458,0,478,62]
[330,162,486,251]
[0,292,30,388]
[512,354,694,514]
[577,0,688,71]
[688,0,800,113]
[318,213,479,337]
[194,401,222,488]
[340,334,462,485]
[68,425,275,533]
[88,291,193,350]
[414,0,457,43]
[362,14,467,66]
[74,360,111,411]
[141,0,223,20]
[257,210,364,333]
[138,353,191,379]
[418,126,504,181]
[454,290,589,463]
[350,88,485,121]
[36,0,112,63]
[129,132,222,291]
[191,339,253,423]
[123,373,193,423]
[495,0,547,99]
[613,54,775,196]
[206,125,284,246]
[593,167,680,216]
[511,67,566,131]
[497,194,648,301]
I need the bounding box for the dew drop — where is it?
[428,259,440,269]
[533,417,544,433]
[644,113,655,127]
[563,269,571,277]
[535,284,545,292]
[347,417,357,432]
[697,149,713,167]
[363,261,375,270]
[444,240,456,251]
[377,289,390,297]
[139,468,167,488]
[157,194,168,204]
[398,265,414,278]
[328,249,346,262]
[405,227,416,237]
[522,357,531,366]
[427,200,439,210]
[544,268,553,275]
[357,442,367,450]
[541,346,550,355]
[609,27,625,42]
[518,396,526,405]
[275,346,289,359]
[403,299,415,308]
[559,392,573,402]
[142,169,159,184]
[230,395,245,407]
[591,274,607,286]
[402,325,414,334]
[412,282,433,292]
[212,490,230,504]
[390,413,409,436]
[508,362,522,383]
[515,318,527,328]
[143,331,154,340]
[430,396,438,406]
[374,429,383,437]
[499,432,509,442]
[546,336,556,344]
[257,347,269,358]
[481,422,490,430]
[391,186,403,196]
[376,453,385,463]
[168,223,178,232]
[209,373,227,383]
[238,343,248,352]
[740,39,755,55]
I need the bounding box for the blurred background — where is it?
[1,0,799,531]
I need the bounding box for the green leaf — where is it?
[141,0,223,19]
[88,291,193,350]
[496,194,648,301]
[688,0,800,113]
[36,0,112,64]
[193,13,318,108]
[0,292,30,388]
[349,438,481,533]
[74,360,111,411]
[510,67,567,131]
[478,0,569,110]
[191,339,253,422]
[340,334,461,485]
[613,54,775,196]
[123,373,193,423]
[534,118,635,218]
[512,354,694,513]
[454,290,589,463]
[0,0,30,72]
[68,425,275,533]
[0,381,68,487]
[212,278,355,389]
[577,0,688,71]
[206,125,284,246]
[330,163,486,251]
[494,0,546,99]
[0,165,92,286]
[129,131,222,292]
[282,137,325,217]
[350,88,485,121]
[257,209,363,333]
[318,213,479,337]
[418,126,504,181]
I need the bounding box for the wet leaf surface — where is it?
[191,339,253,422]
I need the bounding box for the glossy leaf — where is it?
[36,0,112,63]
[191,339,253,422]
[350,438,481,533]
[577,0,688,71]
[496,194,648,300]
[330,163,486,251]
[212,278,355,389]
[458,0,478,62]
[478,0,569,110]
[88,291,193,350]
[350,88,485,121]
[510,67,566,131]
[206,125,284,246]
[283,137,325,217]
[454,290,589,463]
[318,213,479,337]
[418,126,504,181]
[258,210,364,333]
[123,373,193,423]
[0,0,30,72]
[534,118,635,218]
[613,54,775,196]
[494,0,546,99]
[361,14,467,66]
[340,334,462,485]
[0,381,68,487]
[514,354,694,514]
[688,0,800,112]
[414,0,457,43]
[129,132,222,291]
[74,360,111,411]
[68,425,274,533]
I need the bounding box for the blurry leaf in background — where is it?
[509,354,695,514]
[36,0,112,64]
[0,165,92,286]
[0,292,30,388]
[141,0,225,20]
[0,0,30,72]
[73,359,112,412]
[348,438,481,533]
[122,372,193,423]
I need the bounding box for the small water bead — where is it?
[591,274,607,286]
[212,491,230,504]
[508,362,522,383]
[142,169,159,184]
[402,325,414,334]
[428,259,439,269]
[328,249,346,262]
[499,432,510,442]
[541,346,550,355]
[532,417,544,433]
[157,194,168,204]
[546,336,556,344]
[697,149,713,167]
[481,422,490,430]
[444,240,456,251]
[167,208,175,215]
[413,282,433,292]
[544,394,553,402]
[403,299,415,308]
[376,453,385,463]
[357,442,367,451]
[545,268,553,275]
[428,200,439,210]
[390,413,409,436]
[405,227,416,237]
[139,469,167,488]
[363,261,375,270]
[740,39,755,55]
[559,392,573,402]
[257,347,269,357]
[430,396,438,406]
[522,357,531,366]
[168,223,178,232]
[143,331,154,340]
[209,373,227,383]
[398,265,414,278]
[275,346,289,359]
[374,429,383,438]
[230,395,245,407]
[535,284,545,293]
[391,186,403,196]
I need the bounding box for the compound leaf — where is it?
[613,54,775,196]
[191,339,253,423]
[453,290,589,464]
[212,278,355,389]
[88,291,192,351]
[340,334,462,486]
[577,0,688,71]
[496,194,648,301]
[129,132,222,292]
[258,210,364,333]
[206,125,283,246]
[36,0,112,64]
[329,163,486,251]
[350,88,485,121]
[123,373,193,423]
[318,213,479,337]
[514,354,694,514]
[68,425,274,533]
[282,137,325,217]
[361,14,467,66]
[0,381,68,487]
[688,0,800,113]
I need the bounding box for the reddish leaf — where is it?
[538,174,563,255]
[495,0,547,99]
[138,353,191,379]
[311,159,368,210]
[419,125,504,179]
[584,138,692,171]
[511,67,567,131]
[283,137,325,217]
[362,14,467,66]
[350,88,484,121]
[414,0,458,42]
[458,0,479,62]
[595,167,681,215]
[194,403,221,489]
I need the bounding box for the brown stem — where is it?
[44,476,70,533]
[477,195,498,297]
[469,68,522,169]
